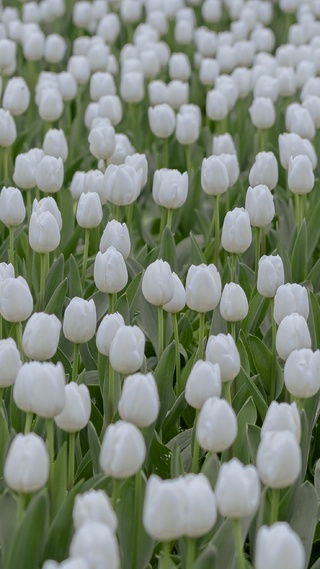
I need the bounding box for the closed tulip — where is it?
[76,192,103,229]
[43,129,68,161]
[180,473,218,537]
[0,109,16,147]
[32,197,62,231]
[219,283,248,322]
[104,164,143,206]
[44,34,67,64]
[152,169,188,209]
[89,124,116,161]
[175,111,200,145]
[99,95,122,126]
[4,433,49,493]
[249,97,276,128]
[148,104,176,138]
[221,208,252,254]
[186,263,221,312]
[142,259,174,307]
[94,247,128,294]
[249,151,278,190]
[0,262,14,282]
[205,333,240,382]
[206,89,228,121]
[73,489,118,532]
[287,155,314,194]
[13,148,44,189]
[96,312,125,357]
[261,401,301,443]
[257,255,284,298]
[120,72,144,103]
[22,312,61,361]
[197,396,238,452]
[14,361,65,418]
[167,80,189,110]
[38,88,64,122]
[278,132,317,170]
[54,383,91,432]
[215,458,260,518]
[185,360,221,409]
[70,521,120,569]
[2,77,30,116]
[35,156,64,194]
[257,430,302,488]
[0,276,33,322]
[100,220,131,259]
[201,156,230,196]
[29,210,60,253]
[245,185,275,227]
[274,283,309,325]
[68,55,91,85]
[100,420,146,479]
[0,186,26,226]
[125,153,148,188]
[143,475,185,541]
[163,272,186,313]
[109,325,145,375]
[212,133,236,156]
[255,523,305,569]
[0,338,22,387]
[276,313,312,361]
[118,372,160,427]
[286,105,315,140]
[284,348,320,399]
[63,298,96,344]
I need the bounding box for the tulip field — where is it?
[1,0,320,568]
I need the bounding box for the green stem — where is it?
[255,226,261,276]
[198,312,205,360]
[46,418,54,471]
[233,518,245,569]
[185,144,192,177]
[230,321,236,342]
[112,478,120,509]
[3,146,9,186]
[81,228,90,288]
[172,313,181,395]
[269,488,280,525]
[9,226,14,268]
[132,471,142,569]
[15,322,23,356]
[158,305,164,358]
[270,299,277,402]
[159,207,166,238]
[192,409,200,474]
[68,431,75,490]
[126,203,133,233]
[39,252,48,310]
[166,208,173,229]
[162,136,169,169]
[17,493,27,524]
[72,343,80,382]
[159,542,171,569]
[186,537,196,569]
[222,380,232,404]
[230,254,237,283]
[214,194,220,266]
[107,358,115,425]
[24,412,33,434]
[26,190,32,223]
[109,293,116,314]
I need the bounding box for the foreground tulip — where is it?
[143,475,185,541]
[118,372,160,427]
[100,220,131,259]
[197,396,237,452]
[22,312,61,360]
[29,210,60,253]
[35,156,64,194]
[0,276,33,322]
[100,420,146,479]
[63,298,97,344]
[248,151,278,190]
[96,312,125,357]
[245,185,275,228]
[73,490,118,531]
[109,325,145,375]
[205,333,240,382]
[0,186,26,227]
[185,360,221,409]
[142,259,174,307]
[54,383,91,433]
[76,192,103,229]
[186,263,221,312]
[4,433,49,493]
[2,77,30,116]
[14,361,65,418]
[43,128,68,161]
[274,283,309,325]
[219,283,248,322]
[201,155,230,196]
[104,164,143,206]
[94,247,128,295]
[215,458,260,518]
[276,313,312,361]
[152,169,188,210]
[261,401,301,443]
[69,521,120,569]
[284,349,320,399]
[148,104,176,138]
[257,255,284,298]
[256,430,302,489]
[221,208,252,254]
[0,338,22,388]
[287,155,314,195]
[255,523,305,569]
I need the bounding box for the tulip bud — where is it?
[14,361,65,418]
[4,433,49,493]
[124,153,148,187]
[100,420,146,479]
[58,72,78,101]
[185,360,221,409]
[13,148,44,189]
[142,260,174,307]
[276,313,312,361]
[143,475,185,540]
[274,283,309,325]
[63,297,96,344]
[286,104,315,140]
[186,263,222,313]
[278,132,317,170]
[169,53,191,81]
[54,383,91,432]
[73,489,118,531]
[284,348,320,399]
[148,104,176,138]
[0,186,26,227]
[22,30,45,61]
[109,325,145,375]
[44,34,67,64]
[215,458,260,518]
[0,276,33,322]
[22,312,61,361]
[216,74,238,109]
[199,58,219,86]
[219,282,248,322]
[0,338,22,387]
[249,96,275,128]
[245,184,275,227]
[104,164,143,206]
[181,473,218,537]
[90,72,116,102]
[43,129,68,162]
[152,169,188,209]
[287,155,314,194]
[167,80,189,110]
[205,333,240,382]
[2,77,30,116]
[68,55,91,85]
[212,133,236,156]
[35,156,64,194]
[255,523,305,569]
[175,110,200,145]
[257,255,284,298]
[256,430,302,488]
[0,109,16,147]
[96,312,125,357]
[38,88,64,122]
[254,75,279,102]
[76,192,103,229]
[118,372,160,427]
[249,151,278,190]
[201,156,230,196]
[99,220,131,259]
[98,95,122,126]
[89,124,116,161]
[221,207,252,254]
[163,272,186,313]
[120,71,144,103]
[206,89,228,121]
[261,401,301,443]
[94,247,128,294]
[197,396,237,452]
[69,521,120,569]
[29,210,60,253]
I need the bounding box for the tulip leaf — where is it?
[0,491,18,565]
[190,232,206,265]
[289,481,319,566]
[310,559,320,569]
[117,474,154,569]
[87,421,101,476]
[68,254,82,298]
[239,368,268,420]
[210,516,252,569]
[291,219,308,283]
[7,490,49,569]
[241,293,268,336]
[307,258,320,294]
[201,453,220,488]
[314,459,320,501]
[232,397,257,464]
[44,254,65,306]
[155,341,176,428]
[193,543,218,569]
[162,392,187,444]
[50,442,67,520]
[114,293,130,324]
[307,195,320,260]
[248,335,283,398]
[159,226,177,272]
[0,407,9,473]
[246,423,261,464]
[170,443,185,477]
[178,314,193,350]
[308,292,320,350]
[45,277,68,318]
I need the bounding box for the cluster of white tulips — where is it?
[0,0,320,568]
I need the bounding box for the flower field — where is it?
[0,0,320,568]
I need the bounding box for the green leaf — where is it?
[314,459,320,501]
[162,392,187,443]
[44,254,64,305]
[68,254,82,298]
[307,193,320,259]
[307,258,320,293]
[308,291,320,350]
[248,335,283,398]
[147,434,171,478]
[211,517,252,569]
[87,421,101,476]
[7,490,49,569]
[178,314,193,350]
[193,544,217,569]
[0,491,17,565]
[190,232,206,265]
[291,219,307,283]
[246,423,261,464]
[241,293,268,336]
[201,453,220,488]
[289,481,319,566]
[239,368,268,420]
[233,397,257,464]
[50,442,67,520]
[0,407,9,473]
[155,341,176,428]
[159,226,177,271]
[45,278,68,318]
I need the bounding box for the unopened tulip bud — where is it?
[276,313,312,360]
[35,156,64,194]
[109,325,145,375]
[43,129,68,161]
[100,420,146,478]
[104,164,143,206]
[261,401,301,443]
[249,151,278,190]
[257,255,284,298]
[118,372,160,427]
[167,80,189,110]
[0,338,22,387]
[73,489,118,531]
[163,272,186,313]
[220,282,248,321]
[288,155,314,194]
[0,186,26,226]
[96,312,125,357]
[2,77,30,116]
[76,192,103,229]
[249,97,275,128]
[14,361,65,418]
[148,104,175,138]
[63,297,96,344]
[284,348,320,399]
[152,169,188,209]
[245,185,275,227]
[201,156,230,195]
[186,263,221,312]
[4,433,49,493]
[274,283,309,325]
[13,148,44,189]
[206,89,228,121]
[255,523,305,569]
[256,430,302,488]
[38,88,64,122]
[22,312,61,361]
[44,34,67,64]
[215,458,260,518]
[205,333,240,382]
[143,475,185,540]
[89,124,116,161]
[197,396,238,452]
[0,109,16,146]
[94,247,128,294]
[54,383,91,432]
[278,132,317,170]
[29,210,60,253]
[142,259,174,307]
[120,72,144,103]
[0,276,33,322]
[100,220,131,259]
[221,208,252,254]
[185,360,221,409]
[70,522,120,569]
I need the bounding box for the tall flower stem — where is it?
[81,228,90,287]
[159,541,171,569]
[214,194,220,266]
[17,493,27,524]
[166,208,173,230]
[39,253,47,310]
[233,519,245,569]
[270,299,277,402]
[9,226,15,268]
[107,359,115,425]
[72,343,80,383]
[109,293,116,314]
[172,313,181,395]
[46,418,54,473]
[132,471,142,569]
[269,488,280,525]
[68,431,75,490]
[255,226,261,276]
[158,305,164,358]
[24,412,33,434]
[185,144,192,176]
[198,312,205,360]
[163,137,169,169]
[186,538,196,569]
[192,409,200,474]
[15,322,23,357]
